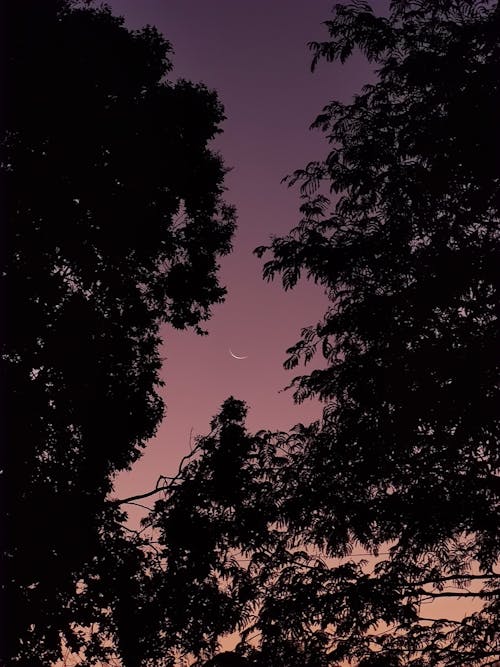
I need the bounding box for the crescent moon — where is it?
[229,348,248,360]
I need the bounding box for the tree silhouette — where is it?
[147,396,498,666]
[254,0,500,664]
[0,1,234,664]
[2,1,499,666]
[144,1,500,666]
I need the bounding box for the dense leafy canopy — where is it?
[147,391,499,667]
[2,1,499,666]
[0,1,234,664]
[146,1,500,666]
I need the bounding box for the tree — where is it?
[143,1,500,666]
[0,1,235,664]
[252,0,499,663]
[147,394,498,667]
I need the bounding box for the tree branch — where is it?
[418,591,492,600]
[111,426,215,506]
[413,573,498,587]
[111,483,174,505]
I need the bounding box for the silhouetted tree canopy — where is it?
[2,1,499,666]
[254,0,499,663]
[0,0,234,664]
[146,392,499,667]
[143,1,500,666]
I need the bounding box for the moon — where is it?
[229,348,248,360]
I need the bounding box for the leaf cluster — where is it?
[0,1,235,664]
[141,398,499,667]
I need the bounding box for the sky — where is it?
[108,0,376,506]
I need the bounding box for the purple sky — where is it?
[107,0,374,503]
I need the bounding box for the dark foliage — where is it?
[0,1,234,664]
[255,0,500,664]
[149,395,498,667]
[3,0,499,665]
[144,1,500,666]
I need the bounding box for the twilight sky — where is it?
[108,0,375,504]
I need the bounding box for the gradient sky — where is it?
[107,0,376,506]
